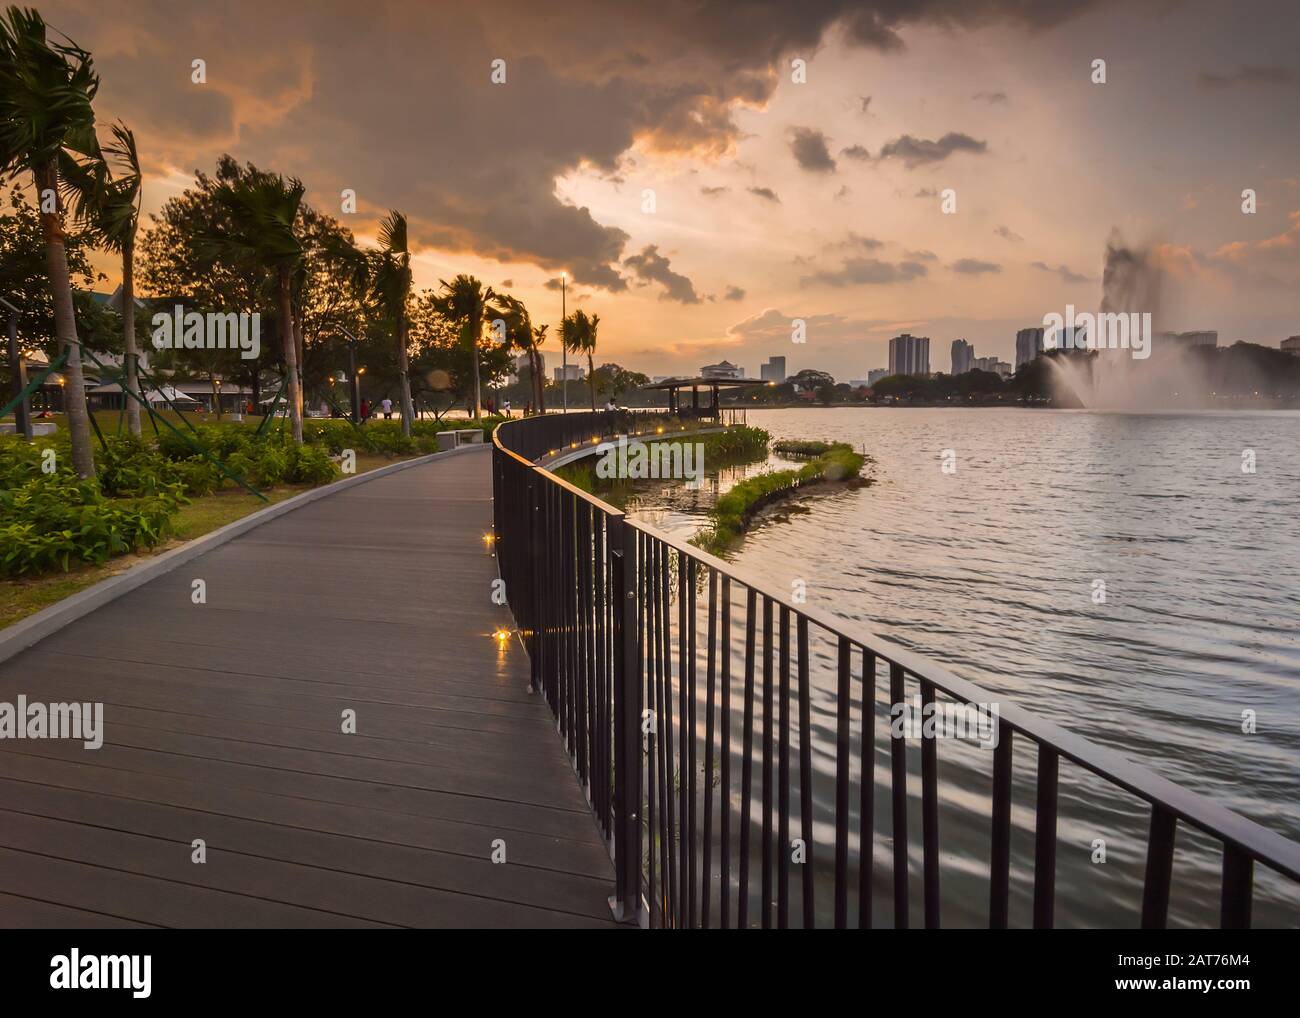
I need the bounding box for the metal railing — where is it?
[491,412,1300,928]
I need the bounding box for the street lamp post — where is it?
[560,271,567,414]
[559,274,569,413]
[340,328,361,423]
[3,296,31,440]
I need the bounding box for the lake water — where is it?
[615,407,1300,927]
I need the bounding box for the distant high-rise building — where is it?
[553,364,583,382]
[974,356,1013,378]
[951,338,974,375]
[514,352,545,377]
[1282,336,1300,357]
[1015,327,1045,368]
[888,334,930,377]
[701,360,744,379]
[760,355,787,382]
[867,368,890,385]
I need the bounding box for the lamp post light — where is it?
[2,295,31,440]
[339,328,361,423]
[560,271,567,414]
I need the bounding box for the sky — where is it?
[36,0,1300,380]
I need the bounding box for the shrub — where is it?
[0,475,181,577]
[286,443,339,485]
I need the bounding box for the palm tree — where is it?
[0,7,100,477]
[432,274,495,419]
[490,292,545,410]
[201,174,306,442]
[63,121,143,435]
[528,323,548,413]
[561,308,601,410]
[370,211,415,435]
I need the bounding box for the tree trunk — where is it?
[531,348,544,413]
[588,352,596,410]
[210,372,222,419]
[121,241,141,436]
[278,267,303,442]
[37,162,95,479]
[294,316,306,411]
[395,307,414,436]
[469,319,482,420]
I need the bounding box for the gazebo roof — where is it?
[640,376,767,391]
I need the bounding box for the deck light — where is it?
[483,532,495,546]
[493,628,510,643]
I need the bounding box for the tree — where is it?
[62,121,144,433]
[200,173,307,441]
[489,292,546,409]
[0,184,101,358]
[431,274,495,419]
[369,211,416,434]
[0,7,101,477]
[590,362,648,403]
[561,308,600,410]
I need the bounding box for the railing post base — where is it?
[607,894,649,928]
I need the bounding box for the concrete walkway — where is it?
[0,447,617,928]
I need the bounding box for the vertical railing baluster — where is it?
[687,558,698,927]
[858,649,876,929]
[647,533,660,930]
[662,543,678,926]
[834,637,851,928]
[761,597,774,930]
[920,679,940,929]
[1141,806,1177,930]
[1033,746,1059,930]
[777,606,791,929]
[738,587,757,929]
[797,617,816,928]
[1220,845,1253,929]
[989,723,1014,929]
[702,568,717,928]
[720,576,733,929]
[889,662,909,929]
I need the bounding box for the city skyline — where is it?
[26,0,1300,380]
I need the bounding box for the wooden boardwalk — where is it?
[0,447,618,928]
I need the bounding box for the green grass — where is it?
[0,450,411,630]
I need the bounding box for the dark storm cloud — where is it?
[1198,65,1295,89]
[801,257,928,287]
[701,185,729,197]
[789,127,837,172]
[39,0,1124,289]
[994,225,1023,242]
[950,258,1001,275]
[841,144,871,160]
[748,186,782,203]
[723,285,746,301]
[877,132,988,167]
[623,245,701,303]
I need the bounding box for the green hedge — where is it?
[0,475,181,577]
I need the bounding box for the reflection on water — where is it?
[619,408,1300,927]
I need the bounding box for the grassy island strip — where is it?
[692,441,867,556]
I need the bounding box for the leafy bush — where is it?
[286,443,338,485]
[0,475,181,577]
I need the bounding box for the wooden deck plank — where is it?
[0,447,616,928]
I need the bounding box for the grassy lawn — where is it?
[0,450,413,630]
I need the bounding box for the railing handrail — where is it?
[492,411,1300,922]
